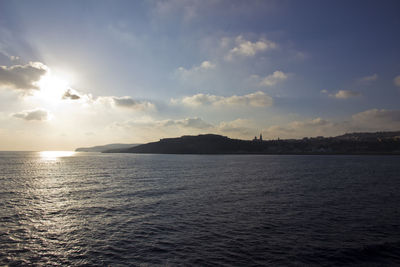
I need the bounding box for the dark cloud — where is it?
[12,108,49,121]
[0,62,47,90]
[62,89,81,100]
[113,97,138,107]
[112,96,155,110]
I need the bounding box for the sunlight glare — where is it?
[39,151,75,161]
[34,73,69,103]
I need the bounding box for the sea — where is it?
[0,151,400,266]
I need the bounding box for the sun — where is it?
[34,73,69,103]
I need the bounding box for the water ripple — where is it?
[0,152,400,266]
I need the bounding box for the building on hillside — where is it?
[253,134,263,142]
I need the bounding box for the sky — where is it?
[0,0,400,150]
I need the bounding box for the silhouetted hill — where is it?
[103,131,400,155]
[335,131,400,141]
[75,143,140,152]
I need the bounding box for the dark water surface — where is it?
[0,152,400,266]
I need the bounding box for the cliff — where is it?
[103,131,400,154]
[75,143,140,152]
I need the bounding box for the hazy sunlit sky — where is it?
[0,0,400,150]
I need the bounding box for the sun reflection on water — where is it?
[39,151,75,160]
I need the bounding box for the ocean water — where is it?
[0,152,400,266]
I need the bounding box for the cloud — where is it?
[9,56,20,61]
[154,0,199,22]
[225,35,277,60]
[163,117,212,129]
[266,117,333,137]
[62,89,81,100]
[359,73,378,83]
[110,109,400,142]
[114,116,212,130]
[152,1,279,25]
[198,61,215,70]
[263,109,400,139]
[263,117,337,139]
[12,108,50,121]
[289,117,331,129]
[111,96,155,110]
[330,90,361,99]
[107,24,139,47]
[259,71,288,87]
[178,93,218,106]
[172,91,273,107]
[73,93,155,111]
[394,75,400,87]
[111,116,258,140]
[352,109,400,128]
[0,62,48,90]
[217,119,255,136]
[176,60,216,78]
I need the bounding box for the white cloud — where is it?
[60,89,156,111]
[289,117,331,129]
[263,109,400,139]
[359,73,378,83]
[320,89,328,94]
[12,108,50,121]
[176,60,216,78]
[117,109,398,141]
[113,116,212,130]
[173,91,273,108]
[266,117,334,138]
[216,118,255,136]
[0,62,48,90]
[351,109,400,128]
[259,71,288,87]
[263,118,337,139]
[330,90,361,99]
[9,56,20,61]
[163,117,212,129]
[394,75,400,87]
[225,35,277,60]
[199,61,215,70]
[111,116,258,141]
